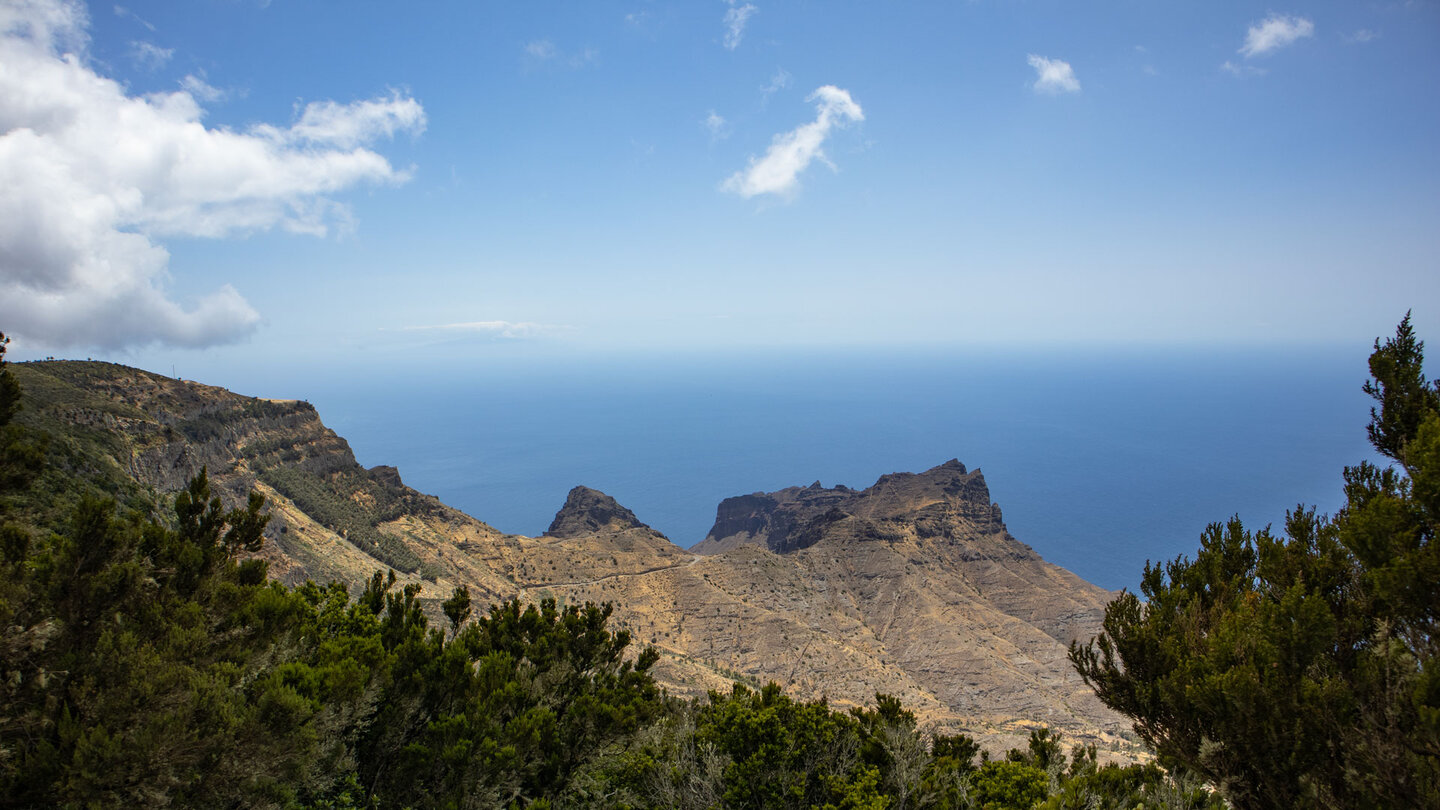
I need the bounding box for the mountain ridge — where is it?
[9,359,1136,757]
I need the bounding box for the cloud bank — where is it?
[1239,15,1314,58]
[1027,55,1081,94]
[721,86,864,199]
[0,0,425,350]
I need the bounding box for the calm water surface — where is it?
[298,346,1378,592]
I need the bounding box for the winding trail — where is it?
[514,555,702,590]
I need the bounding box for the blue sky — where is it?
[2,0,1438,378]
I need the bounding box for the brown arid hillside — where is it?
[10,360,1138,758]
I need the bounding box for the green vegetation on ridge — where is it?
[6,359,425,574]
[259,465,423,574]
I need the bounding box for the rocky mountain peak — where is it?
[545,485,650,538]
[694,459,1004,555]
[860,459,990,521]
[16,361,1126,757]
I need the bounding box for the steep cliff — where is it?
[10,360,1134,757]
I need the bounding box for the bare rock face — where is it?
[15,360,1136,759]
[369,465,404,489]
[677,459,1127,752]
[545,486,650,538]
[695,459,1006,555]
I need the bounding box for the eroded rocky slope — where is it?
[11,360,1134,756]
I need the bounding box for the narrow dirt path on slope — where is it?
[514,555,702,589]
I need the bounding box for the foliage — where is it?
[0,335,45,499]
[1365,313,1440,465]
[5,362,159,527]
[0,470,335,806]
[261,465,422,573]
[0,478,669,807]
[0,353,671,807]
[967,760,1048,810]
[1035,743,1218,810]
[356,593,667,808]
[692,683,882,809]
[569,694,1221,810]
[0,333,19,427]
[1072,315,1440,808]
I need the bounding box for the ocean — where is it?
[301,345,1379,592]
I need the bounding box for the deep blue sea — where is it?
[295,346,1380,592]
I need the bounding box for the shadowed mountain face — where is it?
[10,361,1133,757]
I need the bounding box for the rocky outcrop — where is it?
[9,360,497,596]
[670,459,1126,750]
[545,485,650,538]
[369,465,404,489]
[13,360,1135,758]
[695,459,1006,555]
[694,481,856,555]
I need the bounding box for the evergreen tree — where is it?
[1071,316,1440,808]
[0,333,43,494]
[0,350,670,808]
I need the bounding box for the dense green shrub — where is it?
[1073,315,1440,808]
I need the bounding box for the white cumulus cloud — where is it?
[1027,55,1081,94]
[272,91,426,150]
[723,1,757,50]
[0,0,425,350]
[1239,14,1314,58]
[721,85,863,200]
